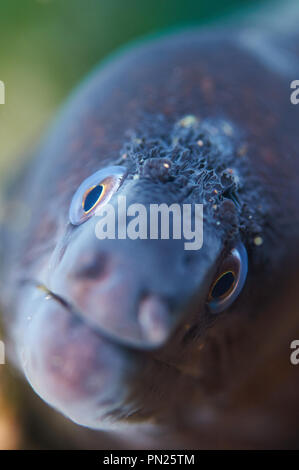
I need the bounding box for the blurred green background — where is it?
[0,0,266,183]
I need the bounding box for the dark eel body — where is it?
[1,24,299,448]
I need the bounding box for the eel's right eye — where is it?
[207,242,248,314]
[69,165,127,225]
[210,271,236,299]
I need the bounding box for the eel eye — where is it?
[207,242,248,314]
[83,184,104,213]
[69,165,127,225]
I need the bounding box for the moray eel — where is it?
[1,25,299,448]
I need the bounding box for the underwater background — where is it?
[0,0,264,183]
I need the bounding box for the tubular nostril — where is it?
[72,252,110,280]
[138,295,173,346]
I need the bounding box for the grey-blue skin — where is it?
[1,25,299,447]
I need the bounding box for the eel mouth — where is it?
[16,280,141,428]
[16,279,187,429]
[16,223,220,429]
[33,281,175,350]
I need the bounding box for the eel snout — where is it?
[46,212,217,351]
[17,208,220,427]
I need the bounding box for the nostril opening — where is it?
[73,252,110,280]
[138,294,173,346]
[183,252,193,266]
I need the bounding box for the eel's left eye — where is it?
[69,165,127,225]
[207,242,248,314]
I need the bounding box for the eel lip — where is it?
[24,280,173,351]
[17,280,136,429]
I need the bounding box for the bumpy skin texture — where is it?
[1,29,299,448]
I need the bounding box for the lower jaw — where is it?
[15,286,140,429]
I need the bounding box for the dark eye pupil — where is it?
[83,185,103,212]
[211,271,235,299]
